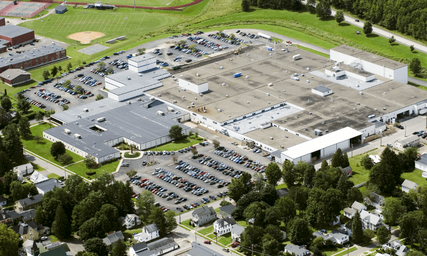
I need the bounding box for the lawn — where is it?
[332,246,357,256]
[66,160,120,179]
[49,235,58,243]
[124,152,141,158]
[180,219,194,229]
[218,234,232,246]
[47,173,61,179]
[296,45,330,58]
[199,226,214,235]
[276,183,287,190]
[147,136,204,151]
[237,220,247,227]
[349,150,378,185]
[81,0,184,7]
[402,169,427,185]
[207,233,216,240]
[22,123,84,166]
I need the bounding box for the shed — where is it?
[54,5,67,14]
[395,135,420,150]
[402,179,418,193]
[311,85,333,97]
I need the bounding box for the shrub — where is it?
[86,171,96,176]
[57,154,73,165]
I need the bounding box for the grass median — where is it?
[147,136,204,151]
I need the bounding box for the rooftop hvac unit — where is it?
[149,96,155,100]
[247,101,250,104]
[218,109,222,112]
[222,83,226,86]
[63,129,71,134]
[127,77,131,80]
[173,100,177,103]
[266,93,270,96]
[196,73,200,77]
[74,134,82,139]
[270,137,274,140]
[157,110,164,116]
[138,98,142,101]
[83,108,89,112]
[167,107,174,112]
[246,75,249,78]
[195,97,197,100]
[226,95,228,97]
[268,83,273,86]
[97,117,106,122]
[220,66,223,69]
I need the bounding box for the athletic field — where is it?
[20,8,181,43]
[81,0,195,7]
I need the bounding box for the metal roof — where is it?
[0,25,32,38]
[402,179,418,190]
[282,127,362,159]
[106,68,170,92]
[130,54,156,63]
[54,5,67,11]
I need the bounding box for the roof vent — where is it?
[307,67,310,70]
[270,137,274,140]
[191,102,194,105]
[247,101,250,104]
[196,73,200,77]
[7,75,9,78]
[268,83,273,86]
[226,95,228,97]
[266,93,270,96]
[173,100,177,103]
[374,108,377,111]
[359,91,363,95]
[246,75,249,78]
[195,97,197,100]
[309,112,312,115]
[295,115,298,118]
[63,129,71,134]
[229,59,233,61]
[322,120,325,124]
[83,108,88,112]
[220,66,223,69]
[127,77,131,80]
[157,94,161,97]
[331,99,334,102]
[222,83,226,86]
[283,90,286,92]
[218,109,222,112]
[354,107,357,110]
[307,99,310,103]
[306,80,310,83]
[182,96,185,99]
[128,101,131,104]
[383,107,386,110]
[357,102,360,105]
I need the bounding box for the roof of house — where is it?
[219,204,236,215]
[285,244,310,255]
[145,223,159,233]
[215,216,237,228]
[131,241,148,252]
[371,192,385,204]
[416,153,427,166]
[314,85,331,93]
[29,171,48,183]
[360,210,382,225]
[103,231,124,246]
[277,188,289,198]
[402,179,418,190]
[344,207,356,215]
[0,194,6,202]
[147,237,177,253]
[0,69,30,80]
[35,179,61,193]
[0,25,33,38]
[397,135,419,145]
[14,163,33,172]
[193,206,216,218]
[187,242,224,256]
[39,246,67,256]
[17,194,43,207]
[231,224,245,235]
[329,232,348,241]
[351,201,366,211]
[13,221,43,235]
[313,231,335,241]
[55,5,67,11]
[4,209,36,222]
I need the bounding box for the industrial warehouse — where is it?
[44,97,191,163]
[44,43,427,164]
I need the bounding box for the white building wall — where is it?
[128,57,156,73]
[394,66,408,84]
[346,72,375,82]
[178,78,209,94]
[105,77,125,90]
[359,124,376,137]
[415,162,427,172]
[323,144,337,157]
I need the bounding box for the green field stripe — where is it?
[137,12,146,30]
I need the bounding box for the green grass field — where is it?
[147,136,204,151]
[402,169,427,185]
[66,160,120,179]
[81,0,194,7]
[199,226,214,235]
[23,123,84,166]
[349,150,379,185]
[47,173,61,179]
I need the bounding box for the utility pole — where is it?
[251,244,254,256]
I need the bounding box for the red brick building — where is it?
[0,44,67,73]
[0,17,5,27]
[0,25,34,47]
[0,69,31,87]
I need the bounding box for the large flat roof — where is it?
[0,44,64,69]
[282,127,362,159]
[106,68,170,90]
[0,25,32,38]
[331,45,407,70]
[245,126,308,151]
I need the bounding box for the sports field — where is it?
[81,0,195,7]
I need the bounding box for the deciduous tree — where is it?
[289,218,312,245]
[0,223,20,256]
[169,125,183,140]
[51,141,66,159]
[265,162,281,186]
[275,196,296,223]
[363,21,373,36]
[84,238,108,256]
[17,98,31,114]
[18,116,31,139]
[111,239,126,256]
[316,0,331,20]
[228,178,245,202]
[383,197,406,230]
[377,226,391,244]
[2,123,24,164]
[335,11,345,24]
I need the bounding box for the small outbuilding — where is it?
[0,69,31,87]
[54,5,67,14]
[311,85,333,97]
[415,154,427,178]
[402,179,418,193]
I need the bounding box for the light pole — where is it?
[379,129,383,146]
[347,244,350,256]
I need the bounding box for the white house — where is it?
[284,244,310,256]
[402,179,418,193]
[14,163,33,177]
[313,231,349,245]
[191,206,217,227]
[34,179,62,195]
[29,171,48,184]
[134,224,159,242]
[415,154,427,178]
[382,240,409,256]
[122,214,141,229]
[213,217,237,236]
[360,210,383,231]
[343,201,367,219]
[231,224,245,242]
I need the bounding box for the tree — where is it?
[0,150,12,177]
[352,211,364,243]
[58,66,63,73]
[303,164,316,188]
[2,124,24,164]
[18,116,31,139]
[242,0,250,11]
[275,196,296,223]
[360,155,374,170]
[289,186,309,212]
[331,148,343,167]
[79,218,104,241]
[265,162,281,186]
[14,111,21,122]
[1,96,12,112]
[35,111,43,121]
[262,234,281,256]
[3,172,18,195]
[410,58,422,76]
[72,191,106,231]
[137,48,146,55]
[253,172,265,191]
[347,187,363,205]
[389,35,396,44]
[228,178,245,202]
[126,169,137,178]
[383,198,406,230]
[51,66,58,77]
[363,21,373,36]
[51,141,66,159]
[336,173,354,198]
[191,146,198,156]
[410,45,415,52]
[96,94,104,101]
[290,218,312,245]
[169,125,183,140]
[35,206,44,225]
[400,211,424,246]
[96,204,119,234]
[165,210,177,233]
[243,201,270,227]
[17,98,31,114]
[57,153,73,165]
[316,0,331,20]
[149,207,167,236]
[335,11,344,24]
[260,183,278,206]
[84,155,97,168]
[136,190,155,224]
[241,225,264,249]
[282,160,296,188]
[0,224,20,256]
[111,239,126,256]
[67,62,73,71]
[307,188,343,227]
[264,224,283,242]
[342,152,349,168]
[377,226,391,244]
[42,70,50,80]
[406,252,424,256]
[52,205,71,239]
[213,140,220,149]
[97,62,106,69]
[84,238,108,256]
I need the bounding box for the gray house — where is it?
[219,204,236,217]
[191,206,217,227]
[284,244,311,256]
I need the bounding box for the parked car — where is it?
[204,240,211,244]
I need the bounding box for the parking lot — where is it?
[115,141,270,214]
